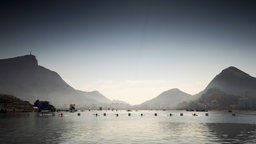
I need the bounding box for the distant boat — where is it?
[69,104,77,112]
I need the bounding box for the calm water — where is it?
[1,110,256,144]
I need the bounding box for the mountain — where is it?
[110,100,131,110]
[136,88,191,110]
[2,56,254,110]
[204,66,256,97]
[198,66,256,110]
[0,55,111,108]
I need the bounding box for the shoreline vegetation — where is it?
[0,94,56,113]
[0,94,33,113]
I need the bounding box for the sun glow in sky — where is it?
[1,0,256,104]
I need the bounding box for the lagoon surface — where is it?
[1,110,256,144]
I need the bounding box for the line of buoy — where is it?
[56,112,213,118]
[88,112,209,117]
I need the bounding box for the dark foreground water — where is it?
[1,110,256,144]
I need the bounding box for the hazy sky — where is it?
[1,0,256,104]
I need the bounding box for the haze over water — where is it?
[1,111,256,144]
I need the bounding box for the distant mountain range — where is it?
[134,88,191,110]
[0,55,255,110]
[0,55,129,109]
[135,66,256,110]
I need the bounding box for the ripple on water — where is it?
[1,111,256,144]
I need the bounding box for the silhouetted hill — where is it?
[136,88,191,110]
[205,66,256,97]
[198,66,256,110]
[0,55,111,108]
[0,94,33,112]
[2,56,254,110]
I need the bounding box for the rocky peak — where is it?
[0,55,38,69]
[219,66,250,79]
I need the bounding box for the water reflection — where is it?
[207,123,256,143]
[158,122,212,143]
[1,111,256,144]
[0,113,67,144]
